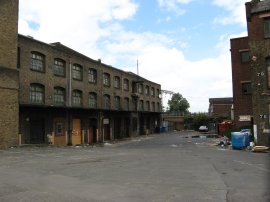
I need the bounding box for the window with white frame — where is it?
[73,64,83,80]
[30,83,45,104]
[31,52,45,72]
[103,73,110,87]
[53,87,65,106]
[89,92,97,108]
[114,76,120,89]
[54,59,65,77]
[72,90,82,106]
[88,68,97,83]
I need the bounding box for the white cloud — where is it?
[157,0,193,15]
[212,0,247,26]
[19,0,241,112]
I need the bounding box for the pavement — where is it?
[0,131,269,202]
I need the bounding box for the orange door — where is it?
[72,119,82,145]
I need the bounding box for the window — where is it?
[145,85,150,95]
[151,87,155,97]
[124,98,129,111]
[73,64,83,80]
[157,102,160,112]
[264,18,270,38]
[240,51,250,63]
[72,90,82,107]
[123,79,129,91]
[89,92,97,108]
[54,59,65,77]
[31,52,45,72]
[242,82,252,95]
[267,57,270,87]
[103,94,110,109]
[55,122,65,136]
[151,102,155,112]
[138,84,143,94]
[53,87,65,106]
[114,76,120,89]
[30,83,44,104]
[88,68,97,83]
[139,100,144,111]
[103,73,110,87]
[146,101,150,111]
[156,89,160,98]
[114,96,120,110]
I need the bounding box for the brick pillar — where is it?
[0,0,19,149]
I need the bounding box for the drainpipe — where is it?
[67,56,72,145]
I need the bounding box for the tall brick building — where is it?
[18,35,161,145]
[0,0,19,149]
[0,0,162,147]
[231,0,270,146]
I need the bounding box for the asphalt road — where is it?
[0,131,269,202]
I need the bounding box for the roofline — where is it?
[18,34,160,86]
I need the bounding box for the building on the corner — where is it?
[0,0,19,149]
[230,0,270,146]
[18,35,162,145]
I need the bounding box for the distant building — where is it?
[208,97,233,119]
[230,0,270,146]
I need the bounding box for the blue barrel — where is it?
[231,132,247,149]
[241,129,251,147]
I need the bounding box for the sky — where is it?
[18,0,248,112]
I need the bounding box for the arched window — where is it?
[114,76,120,89]
[89,92,97,108]
[88,68,97,83]
[123,79,129,91]
[114,96,120,110]
[73,64,83,80]
[103,94,110,109]
[124,97,129,111]
[151,102,155,112]
[139,100,144,111]
[145,85,150,95]
[151,87,155,97]
[72,90,82,107]
[103,73,110,87]
[31,52,45,72]
[30,83,45,104]
[146,101,150,111]
[54,58,66,77]
[53,87,65,106]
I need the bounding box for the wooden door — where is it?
[72,119,82,145]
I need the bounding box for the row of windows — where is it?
[29,52,160,96]
[29,84,161,111]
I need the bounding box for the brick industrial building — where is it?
[231,0,270,146]
[0,0,162,148]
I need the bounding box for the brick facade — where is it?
[0,0,19,149]
[231,0,270,146]
[18,35,162,145]
[230,37,253,128]
[208,97,233,119]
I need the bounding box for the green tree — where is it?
[167,93,190,114]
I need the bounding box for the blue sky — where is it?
[19,0,248,112]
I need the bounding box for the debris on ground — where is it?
[252,146,269,153]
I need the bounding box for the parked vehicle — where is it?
[199,125,208,132]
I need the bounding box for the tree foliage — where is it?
[167,93,190,114]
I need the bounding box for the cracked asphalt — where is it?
[0,131,269,202]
